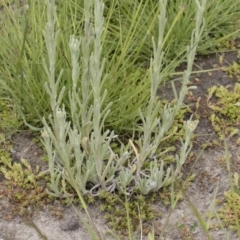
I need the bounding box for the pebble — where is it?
[60,218,80,231]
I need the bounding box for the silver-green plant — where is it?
[42,0,124,198]
[127,0,204,195]
[41,0,205,198]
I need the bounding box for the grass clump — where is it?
[0,0,240,129]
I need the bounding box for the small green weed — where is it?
[98,191,160,236]
[224,50,240,81]
[225,61,240,82]
[0,147,52,219]
[216,172,240,231]
[207,83,240,142]
[95,176,193,236]
[177,221,198,240]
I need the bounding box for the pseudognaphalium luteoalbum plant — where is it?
[42,0,205,197]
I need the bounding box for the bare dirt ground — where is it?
[0,49,240,240]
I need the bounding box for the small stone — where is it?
[208,185,215,193]
[60,218,80,231]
